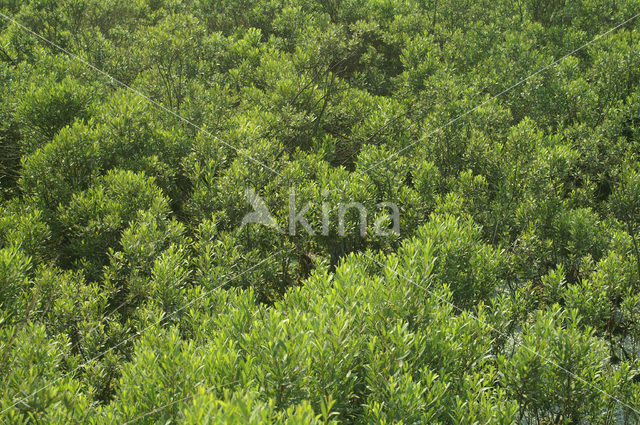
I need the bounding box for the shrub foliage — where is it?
[1,0,640,423]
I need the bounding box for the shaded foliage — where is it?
[1,0,640,423]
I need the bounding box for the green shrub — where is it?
[58,169,170,279]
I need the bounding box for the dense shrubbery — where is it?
[1,0,640,423]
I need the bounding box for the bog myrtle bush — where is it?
[0,0,640,423]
